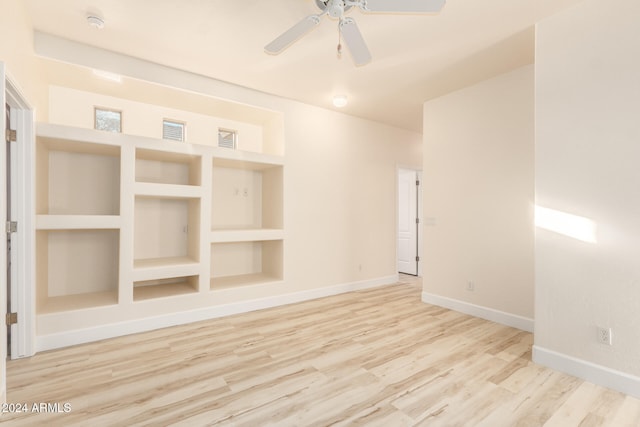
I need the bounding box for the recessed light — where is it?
[333,95,348,108]
[87,15,105,30]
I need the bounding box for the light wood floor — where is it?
[4,276,640,426]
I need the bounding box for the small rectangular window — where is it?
[218,128,237,149]
[163,120,185,142]
[95,108,122,133]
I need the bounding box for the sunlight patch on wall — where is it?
[535,205,597,243]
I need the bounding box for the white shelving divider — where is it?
[134,182,203,199]
[36,215,121,230]
[119,144,136,305]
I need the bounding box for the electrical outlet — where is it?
[597,327,612,345]
[466,281,475,292]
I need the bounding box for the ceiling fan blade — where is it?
[361,0,446,13]
[265,15,321,54]
[340,18,372,66]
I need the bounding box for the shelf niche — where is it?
[211,161,282,231]
[135,148,201,186]
[36,137,121,215]
[36,229,120,313]
[134,276,199,301]
[134,197,201,266]
[210,240,283,289]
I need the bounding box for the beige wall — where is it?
[422,65,535,320]
[285,104,422,289]
[0,0,39,404]
[0,0,43,108]
[48,86,265,153]
[36,52,422,299]
[535,0,640,378]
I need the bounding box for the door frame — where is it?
[396,165,423,277]
[3,65,36,365]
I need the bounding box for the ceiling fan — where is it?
[265,0,446,66]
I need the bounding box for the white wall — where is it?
[534,0,640,395]
[422,65,535,328]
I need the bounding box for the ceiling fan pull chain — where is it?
[337,21,343,59]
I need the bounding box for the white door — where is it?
[397,168,419,275]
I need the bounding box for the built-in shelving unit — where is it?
[34,121,284,341]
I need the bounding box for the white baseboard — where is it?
[36,274,399,352]
[421,292,534,332]
[533,345,640,399]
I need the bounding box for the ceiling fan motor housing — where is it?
[316,0,352,18]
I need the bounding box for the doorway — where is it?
[2,65,35,363]
[397,168,422,276]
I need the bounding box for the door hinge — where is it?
[415,256,420,262]
[416,218,420,224]
[6,312,18,326]
[416,180,420,186]
[6,129,17,142]
[6,221,17,233]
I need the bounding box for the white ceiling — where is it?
[26,0,584,132]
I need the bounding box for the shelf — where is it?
[134,182,202,198]
[37,135,121,215]
[211,149,283,170]
[134,276,199,301]
[210,228,283,243]
[133,257,200,282]
[36,215,121,230]
[38,291,118,314]
[134,197,200,265]
[210,240,283,289]
[211,163,282,230]
[136,148,201,186]
[210,273,282,290]
[36,229,120,314]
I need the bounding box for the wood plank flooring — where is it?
[4,276,640,426]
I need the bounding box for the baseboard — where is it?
[36,274,399,352]
[421,292,534,332]
[533,345,640,399]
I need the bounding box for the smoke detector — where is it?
[87,15,105,30]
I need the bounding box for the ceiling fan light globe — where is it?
[333,95,348,108]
